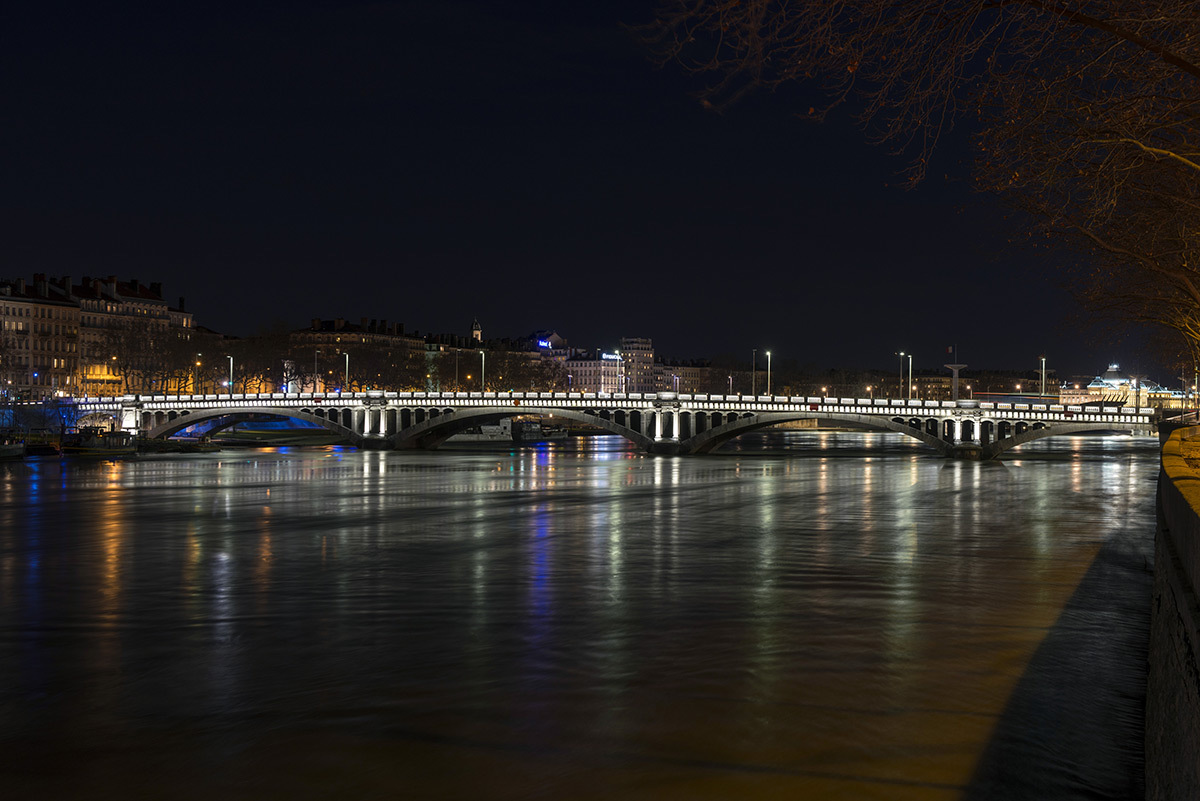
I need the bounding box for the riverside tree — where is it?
[644,1,1200,358]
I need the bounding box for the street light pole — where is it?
[897,351,905,400]
[751,349,757,396]
[1040,355,1046,396]
[227,355,233,395]
[480,350,485,392]
[314,349,320,392]
[907,354,913,400]
[766,350,772,396]
[727,374,732,394]
[344,353,350,391]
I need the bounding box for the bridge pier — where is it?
[647,438,685,456]
[948,443,984,460]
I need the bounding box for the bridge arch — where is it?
[982,421,1140,459]
[389,406,655,451]
[684,411,952,455]
[142,406,361,444]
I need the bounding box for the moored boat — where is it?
[513,420,568,442]
[0,436,25,459]
[449,419,515,442]
[61,427,136,458]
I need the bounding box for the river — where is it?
[0,431,1156,800]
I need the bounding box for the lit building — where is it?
[0,276,80,399]
[1062,363,1182,408]
[619,337,655,393]
[70,276,194,395]
[655,359,712,394]
[563,349,623,393]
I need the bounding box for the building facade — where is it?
[0,277,80,399]
[563,349,623,393]
[619,337,655,394]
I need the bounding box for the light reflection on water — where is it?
[0,431,1155,799]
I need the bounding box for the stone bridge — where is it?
[59,390,1156,459]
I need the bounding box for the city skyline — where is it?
[0,2,1157,377]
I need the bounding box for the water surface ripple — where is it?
[0,431,1155,799]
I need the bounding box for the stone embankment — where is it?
[1148,426,1200,800]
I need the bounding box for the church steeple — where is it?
[471,317,482,342]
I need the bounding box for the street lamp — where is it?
[1040,355,1047,396]
[314,348,321,392]
[227,355,233,395]
[821,386,827,399]
[480,350,485,391]
[897,351,906,399]
[966,384,973,399]
[867,385,874,400]
[727,374,732,395]
[345,353,350,391]
[766,350,772,396]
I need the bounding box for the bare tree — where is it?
[644,1,1200,352]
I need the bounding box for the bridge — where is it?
[49,390,1156,459]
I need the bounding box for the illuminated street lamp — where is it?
[227,355,233,395]
[897,351,912,399]
[1040,355,1047,396]
[480,350,485,391]
[766,350,772,396]
[345,353,350,391]
[867,385,874,400]
[727,374,732,394]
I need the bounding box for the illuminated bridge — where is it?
[54,390,1157,459]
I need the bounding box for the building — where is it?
[563,349,623,393]
[69,276,194,395]
[292,318,425,391]
[0,276,80,399]
[655,359,715,394]
[619,337,655,393]
[1060,363,1183,409]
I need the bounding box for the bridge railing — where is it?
[52,390,1155,419]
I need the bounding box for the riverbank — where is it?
[1147,426,1200,800]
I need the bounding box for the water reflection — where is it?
[0,432,1157,799]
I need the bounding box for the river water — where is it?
[0,431,1156,800]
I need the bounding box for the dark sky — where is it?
[1,1,1149,378]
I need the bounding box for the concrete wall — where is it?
[1148,426,1200,800]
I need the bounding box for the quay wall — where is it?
[1148,426,1200,800]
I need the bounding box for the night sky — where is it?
[1,1,1151,378]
